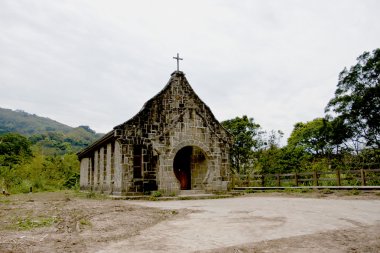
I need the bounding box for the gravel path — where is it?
[97,196,380,253]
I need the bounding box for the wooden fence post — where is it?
[313,170,318,186]
[295,172,299,187]
[276,174,281,187]
[361,169,366,186]
[336,169,341,186]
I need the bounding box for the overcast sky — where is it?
[1,0,379,143]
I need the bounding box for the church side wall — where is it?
[93,150,99,190]
[121,143,134,193]
[105,143,112,193]
[99,147,105,192]
[113,140,123,195]
[79,140,117,193]
[80,158,89,190]
[117,140,158,193]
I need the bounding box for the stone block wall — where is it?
[79,71,232,195]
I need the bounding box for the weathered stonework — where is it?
[77,71,233,195]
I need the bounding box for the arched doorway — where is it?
[173,146,208,190]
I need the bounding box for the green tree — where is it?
[287,118,334,156]
[0,133,33,190]
[0,132,81,193]
[221,116,263,174]
[254,146,282,174]
[0,133,32,167]
[326,48,380,149]
[252,130,284,174]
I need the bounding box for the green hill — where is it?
[0,108,103,154]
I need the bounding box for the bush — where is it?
[63,173,80,189]
[151,191,162,197]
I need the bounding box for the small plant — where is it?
[284,188,299,193]
[0,198,11,204]
[351,189,360,195]
[15,216,57,230]
[282,188,312,194]
[151,191,162,198]
[321,188,334,194]
[299,188,311,193]
[86,191,96,199]
[79,218,92,226]
[178,196,191,200]
[149,196,158,201]
[244,189,255,194]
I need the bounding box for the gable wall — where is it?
[79,72,232,195]
[117,72,231,194]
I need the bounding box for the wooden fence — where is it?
[231,169,380,188]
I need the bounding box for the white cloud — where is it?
[0,0,379,145]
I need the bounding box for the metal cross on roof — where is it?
[173,53,183,71]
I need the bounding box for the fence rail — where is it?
[231,169,380,188]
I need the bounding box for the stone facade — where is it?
[78,71,233,195]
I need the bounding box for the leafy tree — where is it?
[287,118,334,156]
[0,133,33,190]
[0,133,32,167]
[262,130,284,149]
[254,146,282,174]
[221,116,263,174]
[327,116,352,153]
[251,130,284,174]
[278,145,311,173]
[326,48,380,149]
[78,125,96,134]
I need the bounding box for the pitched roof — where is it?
[77,71,231,158]
[114,71,223,129]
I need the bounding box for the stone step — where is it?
[179,190,208,196]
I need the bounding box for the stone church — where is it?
[78,70,233,195]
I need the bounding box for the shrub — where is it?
[151,191,162,197]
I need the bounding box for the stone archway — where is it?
[173,146,208,190]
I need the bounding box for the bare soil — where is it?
[0,191,185,253]
[1,191,379,253]
[239,189,380,200]
[202,224,380,253]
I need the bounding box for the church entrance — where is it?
[173,146,208,190]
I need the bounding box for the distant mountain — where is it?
[0,108,103,153]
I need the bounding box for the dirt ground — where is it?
[0,191,185,252]
[202,224,380,253]
[1,190,380,253]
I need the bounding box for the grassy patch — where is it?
[151,191,162,198]
[86,191,97,199]
[347,189,360,196]
[244,189,255,194]
[168,192,177,197]
[178,196,192,200]
[13,216,57,230]
[0,198,11,204]
[72,191,108,200]
[79,218,92,227]
[283,188,312,194]
[321,188,334,195]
